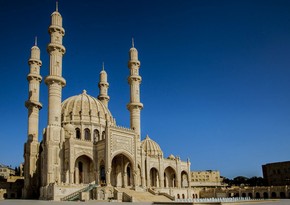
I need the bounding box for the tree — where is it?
[247,176,265,186]
[222,176,265,187]
[233,176,249,186]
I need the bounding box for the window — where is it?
[84,128,91,141]
[76,128,81,139]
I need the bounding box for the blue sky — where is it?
[0,0,290,179]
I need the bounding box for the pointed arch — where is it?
[164,166,176,188]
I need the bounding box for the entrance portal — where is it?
[74,155,94,184]
[111,154,133,187]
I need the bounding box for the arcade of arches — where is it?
[200,186,290,199]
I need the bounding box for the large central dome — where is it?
[61,90,114,125]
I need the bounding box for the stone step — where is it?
[118,188,172,202]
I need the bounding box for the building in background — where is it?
[262,161,290,186]
[0,164,15,179]
[190,170,222,187]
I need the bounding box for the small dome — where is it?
[31,45,40,50]
[64,124,75,132]
[51,11,61,16]
[129,47,137,52]
[168,154,175,160]
[61,90,114,126]
[141,135,163,157]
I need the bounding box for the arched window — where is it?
[76,128,81,139]
[177,194,180,199]
[182,194,185,199]
[94,129,99,143]
[84,128,91,141]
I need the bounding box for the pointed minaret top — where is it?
[34,36,38,46]
[56,0,59,12]
[132,38,134,48]
[102,62,105,71]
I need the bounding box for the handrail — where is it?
[61,184,97,201]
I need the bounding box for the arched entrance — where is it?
[164,166,176,188]
[271,192,277,198]
[74,155,94,184]
[150,168,159,187]
[181,171,189,188]
[263,192,268,199]
[255,192,260,199]
[111,154,134,187]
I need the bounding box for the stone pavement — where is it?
[0,199,289,205]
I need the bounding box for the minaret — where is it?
[23,37,42,198]
[127,39,143,139]
[45,1,66,126]
[43,2,66,185]
[98,63,110,107]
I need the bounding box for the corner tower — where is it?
[127,39,143,139]
[43,2,66,185]
[98,63,110,107]
[23,38,42,198]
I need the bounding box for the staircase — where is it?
[117,188,172,202]
[61,184,98,201]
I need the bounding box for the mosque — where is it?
[23,4,194,201]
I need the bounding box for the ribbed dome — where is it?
[141,135,163,157]
[61,90,114,125]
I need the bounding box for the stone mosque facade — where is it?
[23,5,194,201]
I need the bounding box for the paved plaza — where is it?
[0,199,290,205]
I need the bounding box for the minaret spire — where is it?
[127,40,143,140]
[23,39,43,198]
[34,36,37,46]
[56,0,58,12]
[98,63,110,107]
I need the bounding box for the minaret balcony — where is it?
[25,100,42,109]
[128,75,142,83]
[27,73,42,82]
[98,82,109,87]
[48,25,65,35]
[128,60,140,67]
[45,75,66,87]
[127,102,143,110]
[28,58,42,66]
[98,94,110,100]
[47,43,66,54]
